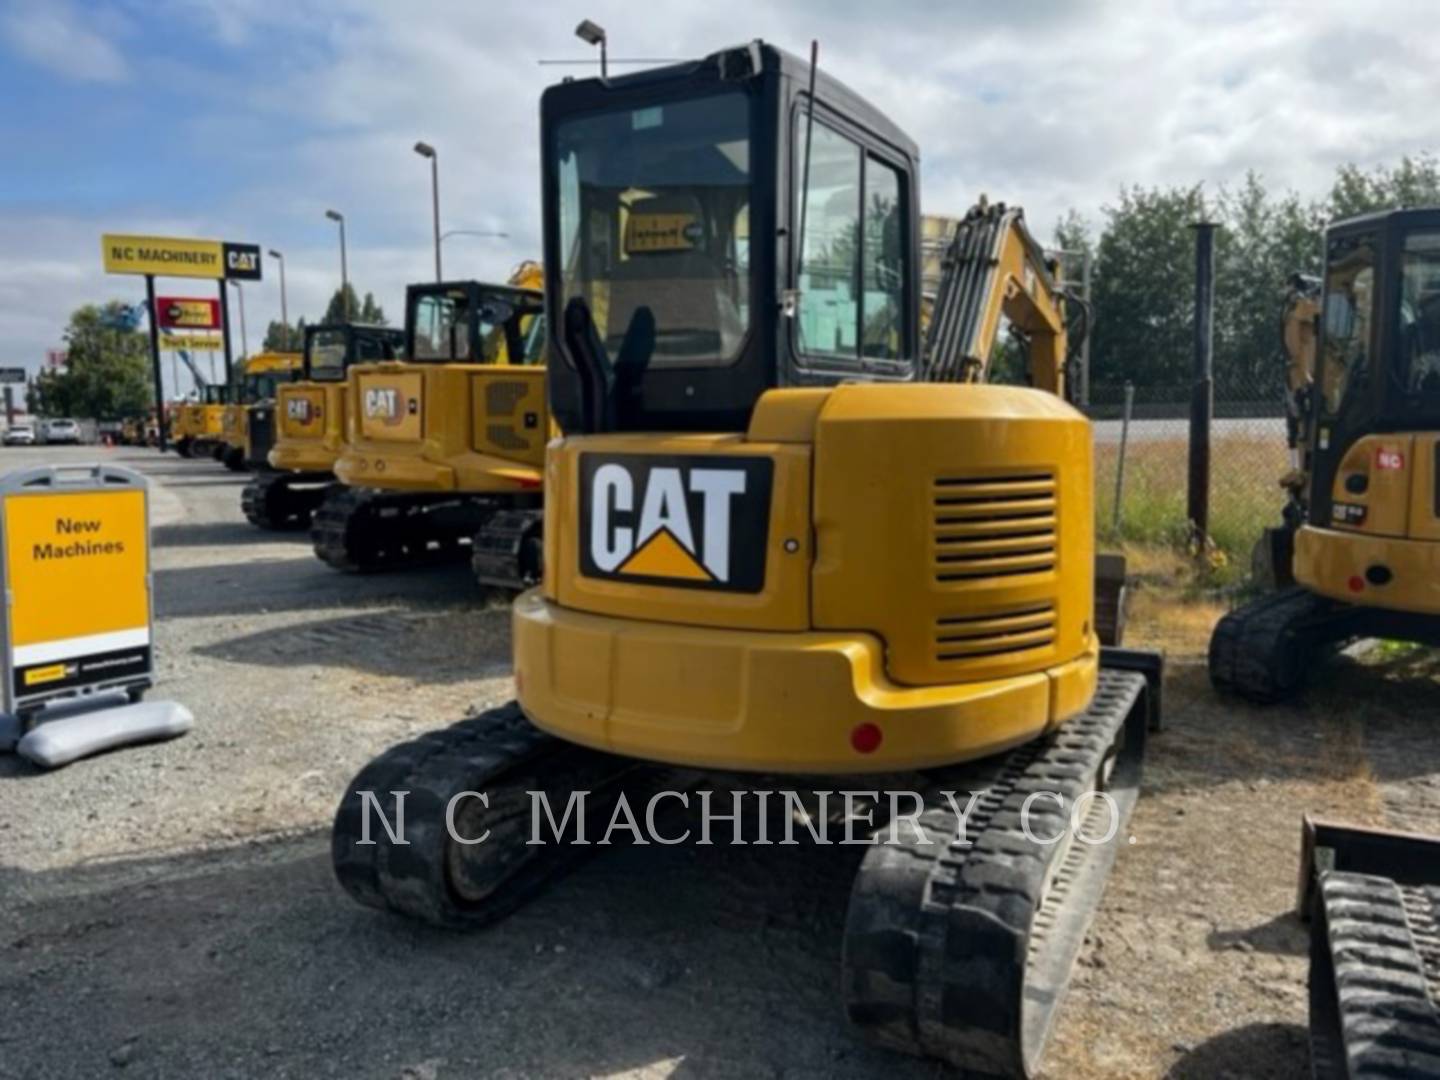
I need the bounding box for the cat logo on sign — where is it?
[579,454,773,592]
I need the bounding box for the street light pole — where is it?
[325,209,349,319]
[267,249,288,345]
[575,19,607,78]
[414,141,442,283]
[231,281,249,359]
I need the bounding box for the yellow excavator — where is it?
[331,42,1161,1078]
[1210,208,1440,701]
[1205,209,1440,1076]
[170,388,221,458]
[215,352,304,472]
[310,264,548,587]
[241,323,404,530]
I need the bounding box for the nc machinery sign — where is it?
[579,453,773,592]
[102,234,263,281]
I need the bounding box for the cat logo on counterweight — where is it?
[580,454,773,592]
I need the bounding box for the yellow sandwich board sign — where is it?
[1,465,153,713]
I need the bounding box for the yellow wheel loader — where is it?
[241,323,404,530]
[1210,208,1440,702]
[331,43,1161,1078]
[310,267,549,586]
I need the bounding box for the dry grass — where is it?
[1095,434,1288,586]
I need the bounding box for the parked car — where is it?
[3,423,35,446]
[40,418,81,445]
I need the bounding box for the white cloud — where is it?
[0,0,129,82]
[7,0,1440,383]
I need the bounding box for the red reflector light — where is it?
[1348,575,1365,593]
[850,722,883,754]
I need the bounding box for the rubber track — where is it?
[332,703,663,929]
[842,668,1148,1078]
[471,508,544,591]
[241,471,315,531]
[311,487,474,573]
[1310,871,1440,1078]
[1209,585,1346,703]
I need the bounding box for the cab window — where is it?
[413,292,472,360]
[1400,231,1440,402]
[795,115,910,365]
[553,92,752,369]
[1320,233,1376,420]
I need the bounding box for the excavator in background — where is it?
[1211,209,1440,1076]
[311,263,548,587]
[242,322,404,530]
[215,352,305,471]
[179,382,229,459]
[332,42,1160,1079]
[1210,208,1440,702]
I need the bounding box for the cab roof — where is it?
[541,39,919,166]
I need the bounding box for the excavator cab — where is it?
[311,272,552,583]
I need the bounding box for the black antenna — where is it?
[794,40,820,303]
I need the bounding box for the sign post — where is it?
[101,234,262,452]
[144,275,166,449]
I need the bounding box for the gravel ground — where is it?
[2,444,1438,1079]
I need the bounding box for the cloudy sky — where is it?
[2,0,1437,388]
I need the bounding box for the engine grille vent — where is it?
[934,602,1057,664]
[932,472,1058,584]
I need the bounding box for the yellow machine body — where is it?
[333,363,548,493]
[515,383,1098,774]
[1294,431,1440,614]
[170,403,198,441]
[270,381,346,474]
[196,403,225,438]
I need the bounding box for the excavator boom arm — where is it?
[923,201,1072,397]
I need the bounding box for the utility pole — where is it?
[1188,222,1217,549]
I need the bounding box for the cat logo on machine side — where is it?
[580,454,773,592]
[363,387,417,426]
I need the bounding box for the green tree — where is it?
[1329,154,1440,218]
[1089,183,1212,391]
[32,302,152,420]
[321,286,387,326]
[262,317,306,352]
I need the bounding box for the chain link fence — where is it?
[1085,376,1289,572]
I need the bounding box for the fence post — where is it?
[1113,381,1134,534]
[1188,221,1217,549]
